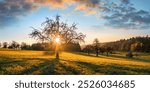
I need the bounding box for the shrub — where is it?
[126,51,133,58]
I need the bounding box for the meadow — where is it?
[0,49,150,75]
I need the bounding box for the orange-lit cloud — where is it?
[84,9,97,16]
[29,0,100,15]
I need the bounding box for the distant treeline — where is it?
[0,41,81,52]
[104,35,150,52]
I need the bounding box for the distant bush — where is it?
[126,51,133,58]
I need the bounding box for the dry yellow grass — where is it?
[0,49,150,75]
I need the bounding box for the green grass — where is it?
[0,49,150,75]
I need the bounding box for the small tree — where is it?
[83,45,93,55]
[93,38,100,57]
[30,15,86,59]
[0,42,1,48]
[105,46,113,56]
[131,42,143,51]
[21,42,30,50]
[99,47,105,55]
[130,42,143,56]
[3,42,8,48]
[9,41,20,49]
[31,43,44,50]
[126,51,133,58]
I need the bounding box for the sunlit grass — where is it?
[0,49,150,75]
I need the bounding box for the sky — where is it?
[0,0,150,45]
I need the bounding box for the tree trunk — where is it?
[88,51,90,55]
[96,51,98,57]
[55,43,59,59]
[56,51,59,59]
[106,51,109,56]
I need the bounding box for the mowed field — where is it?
[0,49,150,75]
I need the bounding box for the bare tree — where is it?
[105,46,113,56]
[0,42,1,48]
[21,42,30,50]
[131,42,143,52]
[30,15,86,59]
[131,42,143,56]
[9,41,20,49]
[3,42,8,48]
[93,38,100,57]
[83,45,93,55]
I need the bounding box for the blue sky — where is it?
[0,0,150,45]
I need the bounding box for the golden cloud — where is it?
[28,0,100,15]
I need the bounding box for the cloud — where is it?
[1,0,150,29]
[101,0,150,29]
[84,9,97,16]
[121,0,130,4]
[31,0,100,15]
[29,0,69,9]
[74,0,100,10]
[0,0,38,27]
[0,0,101,28]
[73,0,100,16]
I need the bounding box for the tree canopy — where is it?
[30,15,86,45]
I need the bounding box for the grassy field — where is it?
[0,49,150,75]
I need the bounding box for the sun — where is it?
[55,37,60,43]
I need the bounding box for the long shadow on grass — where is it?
[71,52,127,61]
[22,58,81,75]
[57,61,82,75]
[110,55,150,62]
[1,57,82,75]
[75,61,150,75]
[0,59,22,65]
[18,58,59,75]
[0,57,60,75]
[71,52,150,63]
[59,59,150,75]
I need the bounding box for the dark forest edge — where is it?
[82,35,150,58]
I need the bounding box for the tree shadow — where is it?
[110,54,150,62]
[20,58,82,75]
[57,61,82,75]
[43,51,55,55]
[71,52,150,63]
[131,57,150,62]
[58,59,150,75]
[71,52,125,61]
[0,57,61,75]
[0,59,23,65]
[71,52,100,58]
[74,61,150,75]
[18,58,59,75]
